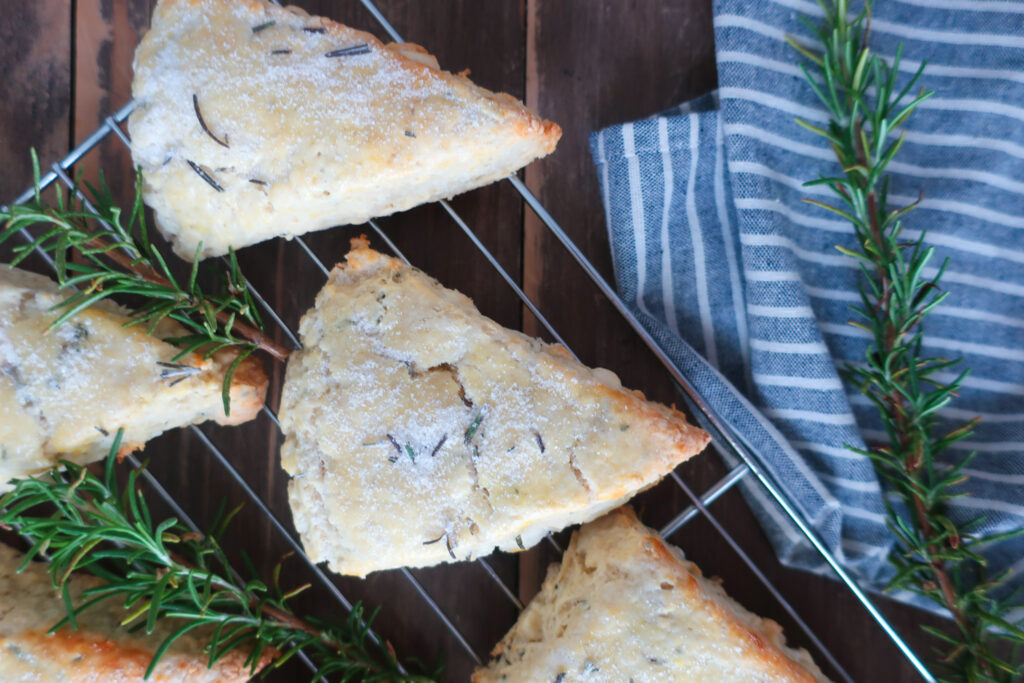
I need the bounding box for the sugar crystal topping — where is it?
[131,0,505,182]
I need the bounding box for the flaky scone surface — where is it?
[0,267,267,490]
[279,240,709,577]
[129,0,561,259]
[0,544,259,682]
[474,507,831,683]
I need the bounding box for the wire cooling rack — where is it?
[1,1,938,681]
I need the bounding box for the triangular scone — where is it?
[279,239,709,577]
[0,268,267,491]
[129,0,561,260]
[474,507,831,683]
[0,544,265,681]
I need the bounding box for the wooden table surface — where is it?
[0,1,951,681]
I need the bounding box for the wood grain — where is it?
[0,1,945,681]
[74,0,150,206]
[0,1,71,201]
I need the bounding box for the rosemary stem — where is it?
[851,96,983,669]
[165,542,386,674]
[255,601,385,673]
[62,212,291,362]
[258,601,323,638]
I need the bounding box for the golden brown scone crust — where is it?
[279,239,709,577]
[474,507,831,683]
[129,0,561,259]
[0,544,263,682]
[0,267,267,491]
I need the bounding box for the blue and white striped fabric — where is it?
[591,0,1024,611]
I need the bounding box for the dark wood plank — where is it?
[523,0,717,392]
[0,5,73,283]
[74,0,150,206]
[0,1,71,201]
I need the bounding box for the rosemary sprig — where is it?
[0,151,290,415]
[791,2,1024,680]
[0,434,436,682]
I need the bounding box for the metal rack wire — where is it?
[2,1,939,680]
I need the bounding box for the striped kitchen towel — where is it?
[591,0,1024,612]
